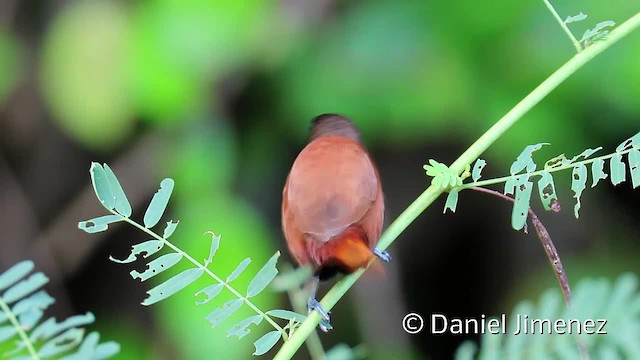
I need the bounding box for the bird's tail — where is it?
[323,227,374,274]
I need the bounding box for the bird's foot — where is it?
[374,248,392,262]
[308,298,333,332]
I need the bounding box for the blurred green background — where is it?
[0,0,639,359]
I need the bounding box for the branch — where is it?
[274,11,640,360]
[542,0,583,52]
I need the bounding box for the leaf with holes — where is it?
[109,240,164,264]
[537,171,557,211]
[610,153,626,186]
[253,330,281,356]
[227,315,263,339]
[141,268,204,306]
[78,215,122,234]
[471,159,486,182]
[444,189,459,214]
[143,178,174,228]
[206,299,243,327]
[581,21,616,43]
[570,147,602,163]
[510,143,548,175]
[130,253,182,281]
[565,12,587,24]
[163,220,179,239]
[247,252,280,298]
[591,158,607,188]
[194,284,224,305]
[571,164,588,218]
[512,176,532,231]
[616,132,640,152]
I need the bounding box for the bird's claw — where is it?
[308,298,332,332]
[374,248,392,262]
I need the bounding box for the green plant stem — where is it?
[114,213,287,339]
[459,146,638,190]
[0,296,40,360]
[273,11,640,360]
[542,0,583,52]
[287,288,325,360]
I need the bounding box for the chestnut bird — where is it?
[281,114,390,331]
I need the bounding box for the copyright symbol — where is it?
[402,313,424,334]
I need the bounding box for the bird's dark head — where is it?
[309,114,360,142]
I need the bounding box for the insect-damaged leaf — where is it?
[443,189,459,214]
[78,215,122,234]
[141,268,204,306]
[580,21,616,43]
[130,253,182,281]
[570,147,602,163]
[162,220,179,239]
[109,240,164,264]
[266,310,307,323]
[227,315,263,339]
[616,131,640,153]
[3,272,49,304]
[204,232,221,267]
[0,260,34,291]
[471,159,486,182]
[512,177,533,231]
[610,153,626,186]
[227,258,251,283]
[247,252,280,298]
[565,12,587,24]
[253,330,281,356]
[510,143,549,175]
[194,284,224,305]
[629,148,640,189]
[537,171,557,211]
[90,163,114,210]
[571,163,588,218]
[591,158,608,188]
[103,164,131,217]
[143,178,174,228]
[206,299,243,327]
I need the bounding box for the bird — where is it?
[281,114,390,331]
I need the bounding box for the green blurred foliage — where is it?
[41,1,134,150]
[0,29,21,105]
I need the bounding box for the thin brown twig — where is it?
[469,186,590,360]
[469,186,572,304]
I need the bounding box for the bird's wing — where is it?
[286,137,378,241]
